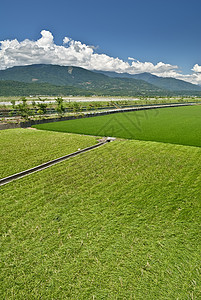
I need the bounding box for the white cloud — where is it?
[192,64,201,73]
[63,37,70,44]
[0,30,201,85]
[36,30,54,48]
[130,61,179,75]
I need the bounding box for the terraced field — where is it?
[34,105,201,147]
[1,132,201,299]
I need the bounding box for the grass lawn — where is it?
[0,128,97,178]
[33,105,201,147]
[1,139,201,299]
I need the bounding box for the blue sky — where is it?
[0,0,201,83]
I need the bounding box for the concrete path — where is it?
[0,138,113,186]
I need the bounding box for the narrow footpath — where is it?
[0,138,113,186]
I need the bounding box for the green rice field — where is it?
[1,105,201,298]
[0,129,97,178]
[1,137,201,299]
[34,105,201,147]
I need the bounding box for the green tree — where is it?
[55,97,65,116]
[37,102,47,117]
[9,100,16,117]
[17,98,31,120]
[11,100,16,109]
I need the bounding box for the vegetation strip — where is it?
[17,101,197,129]
[0,139,110,186]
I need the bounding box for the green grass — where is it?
[1,139,201,299]
[0,128,97,178]
[34,105,201,147]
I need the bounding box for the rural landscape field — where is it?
[1,0,201,298]
[34,105,201,147]
[1,100,201,299]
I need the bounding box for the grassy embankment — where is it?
[34,105,201,148]
[1,133,201,299]
[0,129,97,178]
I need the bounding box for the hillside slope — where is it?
[0,80,95,96]
[0,64,107,86]
[96,70,201,92]
[0,64,164,94]
[0,64,201,96]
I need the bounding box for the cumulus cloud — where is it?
[63,37,70,44]
[130,61,179,75]
[192,64,201,73]
[0,30,200,85]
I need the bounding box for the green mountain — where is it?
[0,64,200,97]
[95,70,201,92]
[0,80,95,97]
[0,79,166,97]
[0,64,161,91]
[0,64,108,86]
[0,64,165,96]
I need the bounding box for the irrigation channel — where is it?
[0,138,114,186]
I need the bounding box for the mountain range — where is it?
[95,70,201,92]
[0,64,200,97]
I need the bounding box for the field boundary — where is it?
[0,138,112,186]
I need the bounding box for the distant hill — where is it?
[0,80,95,97]
[0,64,108,86]
[0,79,166,97]
[95,70,201,92]
[0,64,200,97]
[0,64,166,96]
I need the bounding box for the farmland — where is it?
[34,105,201,147]
[1,105,201,299]
[1,136,201,299]
[0,129,97,178]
